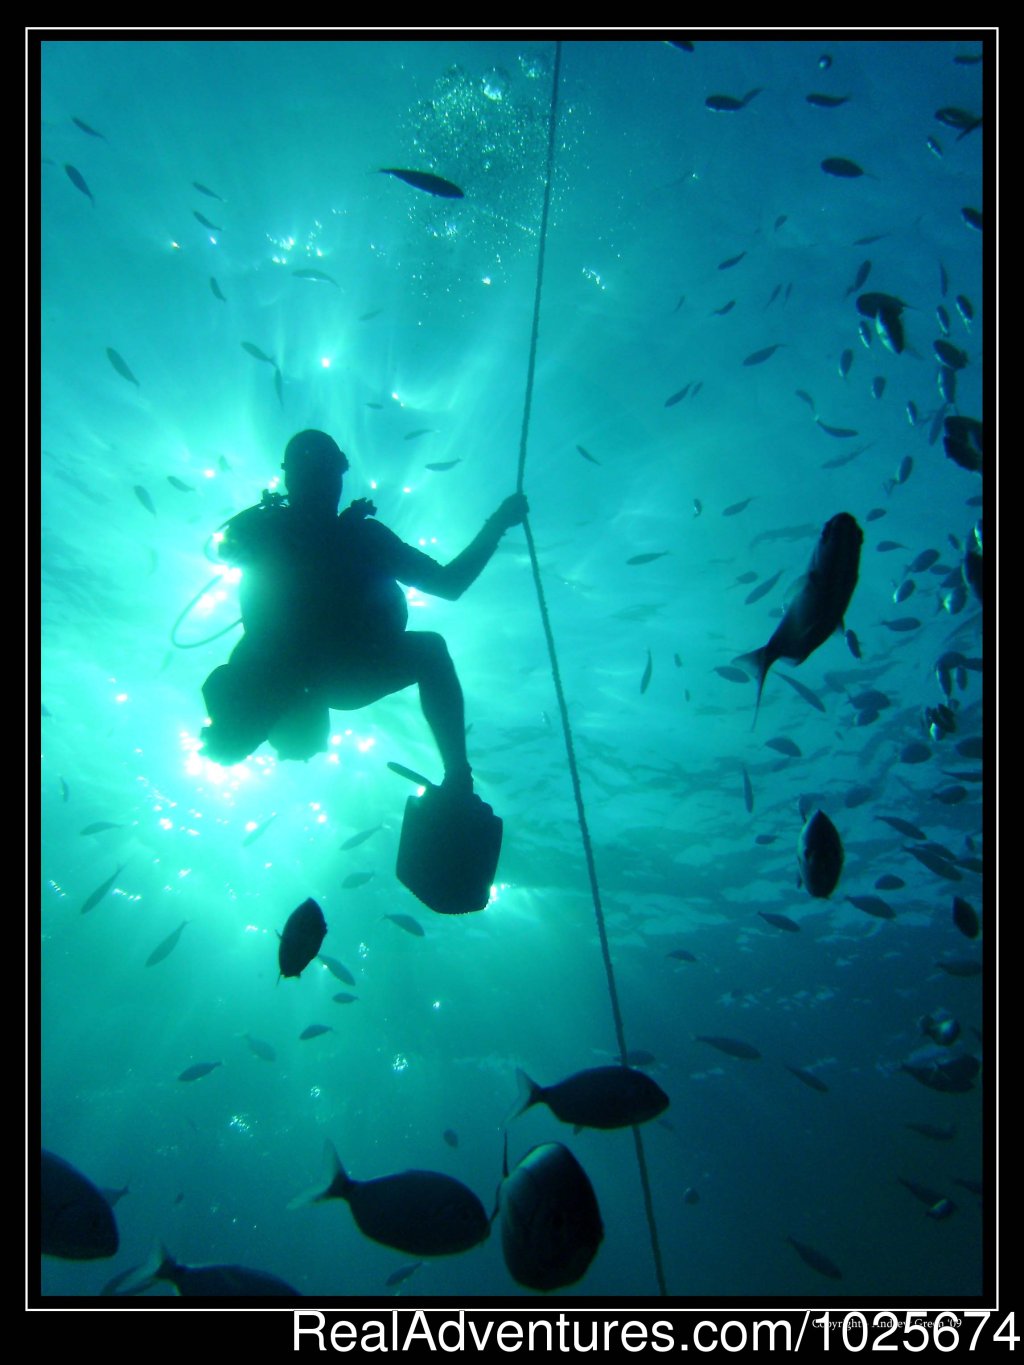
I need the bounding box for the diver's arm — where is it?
[425,494,528,601]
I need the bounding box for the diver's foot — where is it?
[439,764,474,800]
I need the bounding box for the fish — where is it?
[776,672,825,713]
[878,814,927,840]
[193,182,224,200]
[943,415,982,473]
[194,211,221,230]
[936,304,952,335]
[934,339,969,371]
[107,348,139,386]
[935,107,982,138]
[723,497,754,516]
[794,388,816,412]
[871,376,886,400]
[667,948,697,962]
[818,54,833,69]
[332,992,358,1004]
[904,845,963,881]
[627,552,669,565]
[712,300,736,315]
[339,825,383,852]
[695,1035,761,1060]
[241,341,276,365]
[705,89,762,112]
[133,485,156,516]
[80,862,128,915]
[576,446,600,465]
[806,92,849,108]
[341,872,374,890]
[798,810,844,898]
[499,1140,603,1292]
[874,874,905,891]
[785,1065,827,1091]
[877,541,905,552]
[380,168,464,198]
[737,513,862,716]
[927,135,944,157]
[442,1129,459,1149]
[815,419,859,438]
[766,736,801,757]
[359,309,384,321]
[167,475,194,492]
[128,1246,299,1296]
[956,736,983,760]
[664,383,692,407]
[845,629,861,658]
[64,164,94,202]
[882,617,921,632]
[72,116,106,139]
[385,1261,424,1288]
[955,295,974,330]
[319,955,356,985]
[846,894,895,920]
[718,251,747,270]
[905,1122,955,1141]
[906,402,919,427]
[936,957,982,978]
[850,688,890,712]
[900,742,930,764]
[742,766,754,814]
[902,1054,979,1092]
[403,429,434,441]
[745,571,783,606]
[385,914,425,937]
[640,650,653,695]
[244,1034,276,1062]
[273,366,284,407]
[145,920,188,967]
[292,268,339,286]
[838,348,853,378]
[743,344,782,366]
[300,1024,333,1040]
[242,813,277,846]
[80,822,122,835]
[514,1065,669,1129]
[858,319,873,348]
[278,898,328,979]
[961,206,982,231]
[759,911,799,932]
[951,896,980,939]
[692,499,702,518]
[821,157,866,178]
[178,1061,222,1082]
[41,1151,118,1260]
[787,1236,842,1279]
[299,1141,490,1255]
[714,666,751,684]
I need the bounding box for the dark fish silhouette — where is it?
[241,341,276,365]
[499,1140,603,1292]
[961,207,982,231]
[742,765,754,814]
[805,93,849,108]
[41,1151,118,1260]
[242,813,277,846]
[743,344,782,366]
[339,825,382,851]
[385,913,425,937]
[299,1024,333,1040]
[80,863,128,915]
[816,419,859,438]
[846,894,895,920]
[765,736,800,757]
[575,445,600,465]
[723,497,754,516]
[319,954,355,985]
[193,182,224,200]
[426,459,461,471]
[194,211,221,230]
[664,383,692,406]
[705,89,762,112]
[278,898,327,979]
[640,650,653,695]
[787,1235,842,1279]
[821,157,865,178]
[385,1261,424,1288]
[714,666,751,684]
[696,1035,761,1060]
[798,810,844,898]
[380,168,464,198]
[64,163,94,202]
[80,821,122,835]
[167,475,194,492]
[332,992,358,1004]
[902,1055,979,1093]
[72,116,106,139]
[515,1065,669,1129]
[342,872,374,890]
[778,672,825,712]
[759,911,799,932]
[627,552,669,565]
[952,896,980,939]
[746,572,783,606]
[785,1065,827,1091]
[178,1061,222,1082]
[667,948,697,962]
[133,1247,298,1296]
[133,485,156,516]
[718,251,747,270]
[245,1034,276,1062]
[145,920,189,967]
[107,348,139,386]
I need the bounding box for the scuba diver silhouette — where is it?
[200,430,527,794]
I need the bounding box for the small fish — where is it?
[806,92,849,108]
[743,344,782,366]
[935,107,982,138]
[723,497,754,516]
[857,319,873,348]
[80,863,128,915]
[844,260,872,299]
[133,485,156,516]
[194,211,221,231]
[576,446,601,465]
[80,822,122,835]
[292,268,339,287]
[844,628,861,658]
[798,810,844,898]
[359,309,384,321]
[821,157,866,178]
[695,1035,761,1060]
[692,499,702,518]
[245,1034,276,1062]
[961,206,982,232]
[936,304,951,336]
[107,348,139,386]
[319,955,356,985]
[241,341,276,365]
[847,894,895,920]
[874,874,905,891]
[741,766,754,814]
[745,571,783,605]
[954,295,974,330]
[667,948,697,962]
[178,1061,222,1082]
[640,650,653,695]
[664,383,692,407]
[934,338,968,371]
[876,540,905,552]
[787,1236,842,1279]
[838,348,853,378]
[902,1054,979,1092]
[64,164,94,202]
[718,251,747,270]
[871,376,886,400]
[299,1024,333,1040]
[766,736,801,757]
[273,366,284,407]
[683,1187,700,1205]
[72,116,106,139]
[385,1261,424,1288]
[145,920,189,967]
[241,813,277,847]
[423,460,461,474]
[209,276,227,301]
[778,672,826,712]
[774,215,787,230]
[935,957,981,978]
[403,429,434,441]
[342,872,374,890]
[442,1129,459,1148]
[380,168,464,198]
[818,54,832,70]
[877,815,926,840]
[882,617,921,632]
[794,389,816,412]
[714,666,750,684]
[278,898,328,980]
[627,552,669,566]
[332,992,358,1004]
[59,778,70,803]
[786,1064,827,1091]
[905,1122,955,1141]
[193,181,224,200]
[903,845,962,882]
[167,475,195,492]
[385,914,425,937]
[712,299,736,315]
[906,402,919,427]
[816,419,859,438]
[759,911,799,932]
[705,89,762,112]
[339,825,383,852]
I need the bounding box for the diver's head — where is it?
[282,430,349,512]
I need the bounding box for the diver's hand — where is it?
[340,497,378,523]
[490,493,528,532]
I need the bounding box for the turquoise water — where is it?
[40,37,985,1300]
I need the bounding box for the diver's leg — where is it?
[404,632,472,793]
[201,640,296,765]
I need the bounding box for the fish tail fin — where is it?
[510,1067,542,1123]
[288,1141,351,1211]
[116,1242,172,1296]
[735,648,769,725]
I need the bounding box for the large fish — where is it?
[514,1065,669,1130]
[798,809,844,898]
[380,168,464,198]
[736,513,863,717]
[297,1142,489,1256]
[41,1151,119,1260]
[121,1245,298,1296]
[278,897,327,979]
[499,1140,604,1292]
